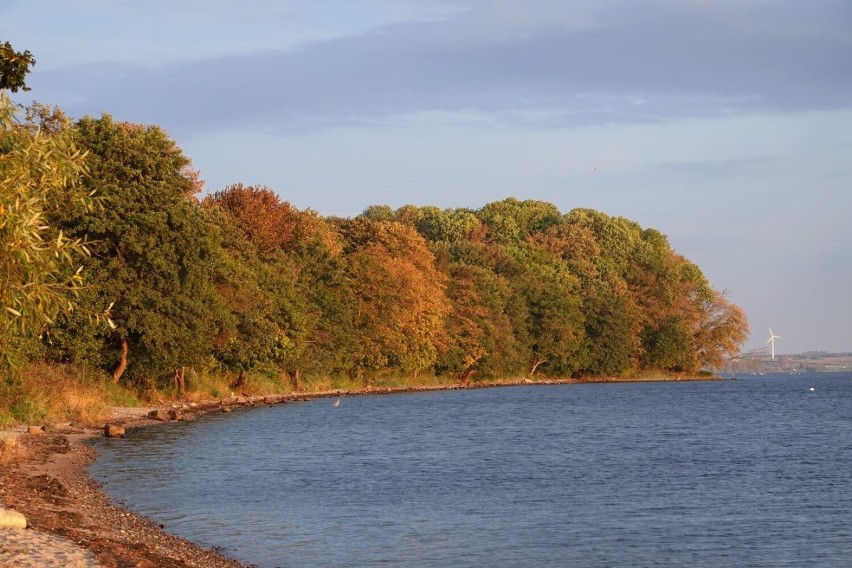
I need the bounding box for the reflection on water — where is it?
[91,373,852,567]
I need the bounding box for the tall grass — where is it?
[182,368,288,401]
[0,363,139,426]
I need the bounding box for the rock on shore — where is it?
[0,507,26,528]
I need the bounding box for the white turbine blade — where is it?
[766,337,772,344]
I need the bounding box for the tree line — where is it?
[1,43,749,392]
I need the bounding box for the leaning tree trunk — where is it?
[112,337,129,384]
[459,364,478,384]
[529,358,547,377]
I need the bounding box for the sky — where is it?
[3,0,851,355]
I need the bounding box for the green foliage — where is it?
[46,115,227,384]
[0,89,94,373]
[642,316,697,373]
[435,263,519,380]
[361,204,395,222]
[503,243,586,376]
[580,278,638,376]
[478,198,563,243]
[0,42,36,92]
[279,213,357,380]
[414,207,483,244]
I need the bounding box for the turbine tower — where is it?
[766,328,782,359]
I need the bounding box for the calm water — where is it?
[90,373,852,567]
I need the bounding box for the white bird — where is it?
[333,398,340,407]
[809,387,815,392]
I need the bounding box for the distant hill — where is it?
[722,351,852,374]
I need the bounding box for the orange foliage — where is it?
[204,184,295,258]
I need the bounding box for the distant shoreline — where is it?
[0,374,725,567]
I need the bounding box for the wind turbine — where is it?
[766,328,782,359]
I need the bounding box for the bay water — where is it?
[90,373,852,567]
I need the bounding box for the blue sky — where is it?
[3,0,851,354]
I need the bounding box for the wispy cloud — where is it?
[22,0,851,137]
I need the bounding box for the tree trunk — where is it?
[288,368,301,392]
[529,358,546,377]
[231,369,246,389]
[459,366,476,384]
[173,366,186,396]
[112,337,129,384]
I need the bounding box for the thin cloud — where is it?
[23,0,851,137]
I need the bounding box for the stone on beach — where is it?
[27,426,45,435]
[104,424,126,438]
[147,409,170,422]
[167,410,182,421]
[0,508,27,529]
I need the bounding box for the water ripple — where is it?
[91,373,852,567]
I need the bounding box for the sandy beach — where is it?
[0,412,247,568]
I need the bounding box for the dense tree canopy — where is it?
[1,45,749,387]
[46,115,228,384]
[342,218,450,381]
[30,170,748,385]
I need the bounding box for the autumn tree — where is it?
[204,184,296,260]
[342,218,449,381]
[692,290,749,368]
[435,263,519,381]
